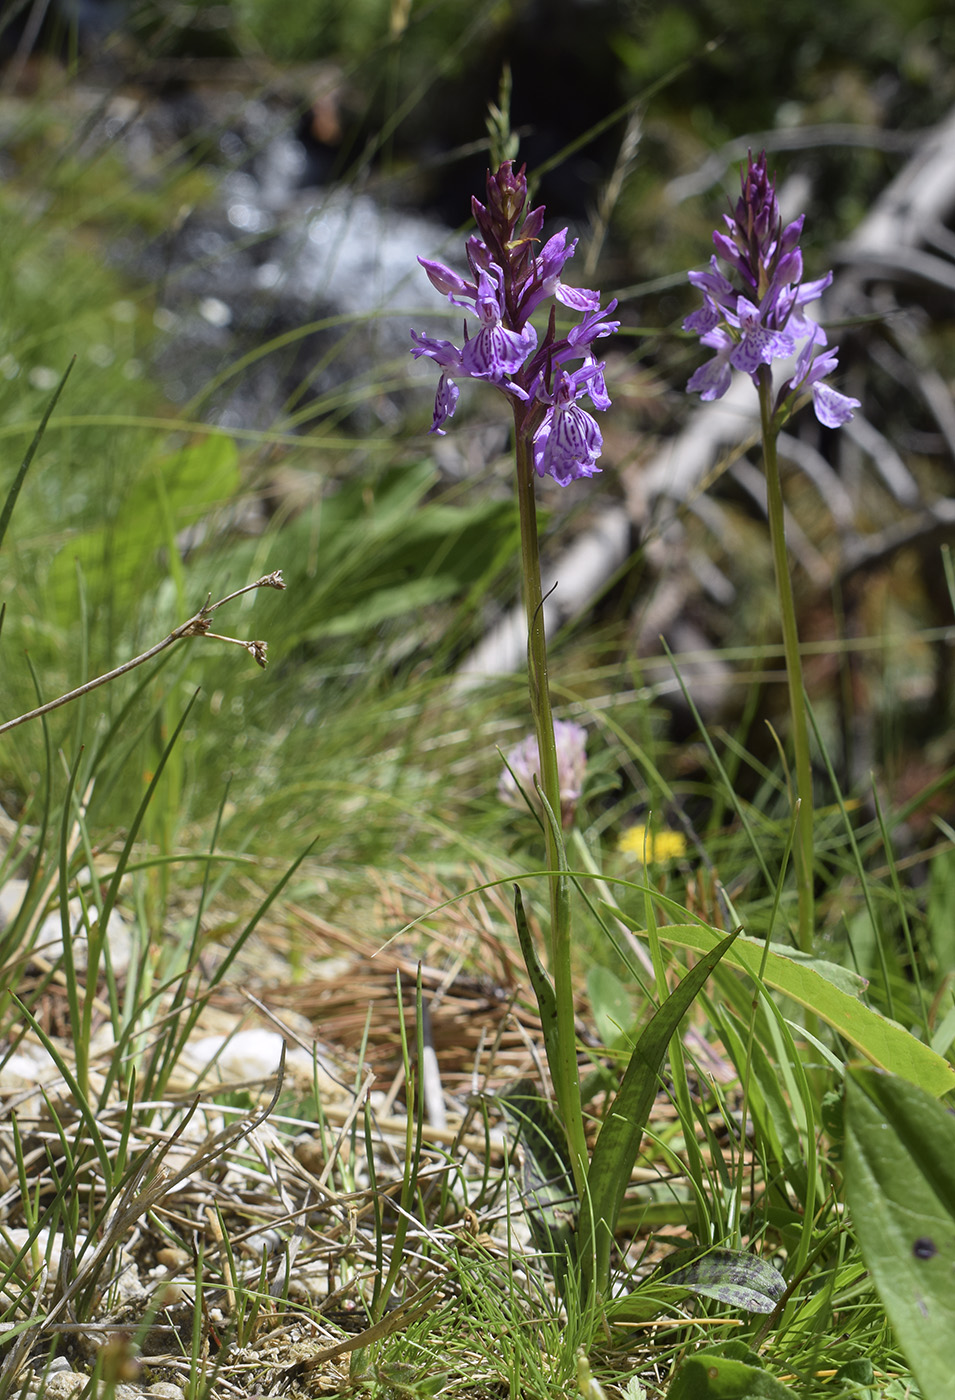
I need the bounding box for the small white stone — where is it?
[0,1227,64,1283]
[0,880,27,931]
[41,1357,73,1375]
[40,1372,86,1399]
[33,900,132,977]
[185,1028,309,1083]
[198,297,232,328]
[0,1048,61,1092]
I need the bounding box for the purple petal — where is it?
[730,326,794,373]
[729,300,794,372]
[774,246,803,286]
[430,373,459,433]
[539,228,578,278]
[409,329,464,369]
[687,353,733,401]
[533,401,603,486]
[556,282,602,312]
[418,258,473,300]
[779,215,805,255]
[795,271,833,304]
[465,236,492,277]
[565,299,620,352]
[812,380,860,428]
[683,297,721,335]
[583,358,611,411]
[688,258,735,303]
[460,322,537,378]
[790,342,838,391]
[519,230,599,321]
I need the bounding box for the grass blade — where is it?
[0,358,74,554]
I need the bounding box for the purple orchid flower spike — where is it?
[685,150,859,430]
[411,160,618,484]
[685,153,862,965]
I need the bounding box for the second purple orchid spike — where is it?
[685,151,859,429]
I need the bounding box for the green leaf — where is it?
[616,918,955,1097]
[665,1349,796,1398]
[844,1069,955,1400]
[652,1246,785,1314]
[587,929,740,1290]
[606,1251,785,1330]
[281,463,516,646]
[710,1004,810,1207]
[833,1358,875,1388]
[512,886,557,1049]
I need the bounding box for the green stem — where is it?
[513,413,590,1204]
[757,367,814,954]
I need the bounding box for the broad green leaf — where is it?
[587,930,739,1290]
[605,1283,693,1326]
[316,575,471,633]
[844,1070,955,1400]
[652,1246,785,1314]
[277,465,517,647]
[832,1358,875,1388]
[665,1349,796,1398]
[616,918,955,1097]
[607,1250,784,1329]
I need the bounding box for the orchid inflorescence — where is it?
[684,150,860,429]
[411,162,619,486]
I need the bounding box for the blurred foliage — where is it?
[15,0,950,225]
[3,0,955,878]
[134,1,955,192]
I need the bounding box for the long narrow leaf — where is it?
[588,929,740,1291]
[512,885,558,1046]
[612,917,955,1097]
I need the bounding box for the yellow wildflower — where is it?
[618,823,687,864]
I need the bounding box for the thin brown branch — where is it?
[0,572,285,737]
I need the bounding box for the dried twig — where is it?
[0,572,285,737]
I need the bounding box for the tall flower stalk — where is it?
[411,161,619,1211]
[413,160,744,1310]
[685,152,859,953]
